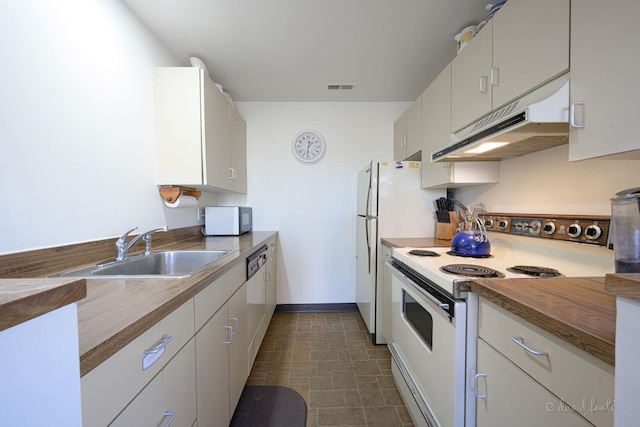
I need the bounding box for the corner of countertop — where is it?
[605,273,640,301]
[0,278,87,331]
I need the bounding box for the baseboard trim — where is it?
[275,303,358,313]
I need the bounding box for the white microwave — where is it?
[204,207,252,236]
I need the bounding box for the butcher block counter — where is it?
[470,276,616,365]
[0,229,277,376]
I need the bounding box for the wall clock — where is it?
[292,130,326,164]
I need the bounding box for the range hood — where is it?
[432,73,570,162]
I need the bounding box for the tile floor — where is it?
[247,311,415,427]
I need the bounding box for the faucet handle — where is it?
[116,227,138,245]
[115,227,138,260]
[142,227,167,255]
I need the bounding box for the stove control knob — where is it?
[567,223,582,238]
[542,222,556,235]
[529,220,542,235]
[585,224,602,240]
[485,219,494,228]
[499,219,509,230]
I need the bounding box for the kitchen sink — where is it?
[56,250,236,279]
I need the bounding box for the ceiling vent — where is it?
[328,84,355,91]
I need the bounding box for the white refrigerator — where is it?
[356,161,445,344]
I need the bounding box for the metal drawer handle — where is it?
[479,76,488,94]
[490,67,499,86]
[512,336,547,356]
[162,412,175,427]
[144,335,173,355]
[474,373,487,399]
[570,101,585,128]
[230,317,239,335]
[224,325,233,344]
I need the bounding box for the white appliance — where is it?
[204,206,252,236]
[386,213,613,426]
[432,72,569,162]
[356,161,445,344]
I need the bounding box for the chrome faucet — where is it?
[115,226,167,261]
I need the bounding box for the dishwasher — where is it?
[246,245,268,369]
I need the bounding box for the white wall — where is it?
[224,102,409,304]
[0,0,213,254]
[454,145,640,215]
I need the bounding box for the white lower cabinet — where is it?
[476,338,590,427]
[111,337,197,427]
[196,283,248,427]
[476,298,614,427]
[81,240,278,427]
[81,300,196,427]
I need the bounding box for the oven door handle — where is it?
[387,262,455,316]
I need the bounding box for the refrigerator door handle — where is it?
[365,218,371,274]
[365,162,373,218]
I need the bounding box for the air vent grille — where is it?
[328,84,356,91]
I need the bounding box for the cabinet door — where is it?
[196,305,231,427]
[155,68,204,186]
[202,73,232,189]
[492,0,569,108]
[393,112,407,160]
[405,98,422,159]
[228,283,248,415]
[111,339,197,427]
[379,245,393,344]
[476,339,591,427]
[229,106,247,193]
[451,21,493,132]
[422,64,454,188]
[569,0,640,161]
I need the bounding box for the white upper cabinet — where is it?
[422,64,500,189]
[154,67,247,193]
[451,0,569,132]
[393,98,422,161]
[569,0,640,161]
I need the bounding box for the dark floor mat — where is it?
[230,385,307,427]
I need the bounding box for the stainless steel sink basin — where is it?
[56,250,236,279]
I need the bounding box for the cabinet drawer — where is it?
[478,298,614,427]
[195,262,245,331]
[82,300,195,427]
[112,337,197,427]
[477,338,591,427]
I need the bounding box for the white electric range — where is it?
[386,213,614,427]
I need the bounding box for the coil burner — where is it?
[506,265,561,277]
[440,264,504,278]
[408,249,441,257]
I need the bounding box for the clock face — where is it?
[292,130,326,164]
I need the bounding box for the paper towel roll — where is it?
[165,195,198,208]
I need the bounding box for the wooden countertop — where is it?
[75,231,276,376]
[605,272,640,301]
[0,278,87,331]
[470,276,616,365]
[0,228,277,377]
[381,237,451,248]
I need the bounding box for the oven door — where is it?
[388,264,467,427]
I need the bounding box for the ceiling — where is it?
[122,0,489,102]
